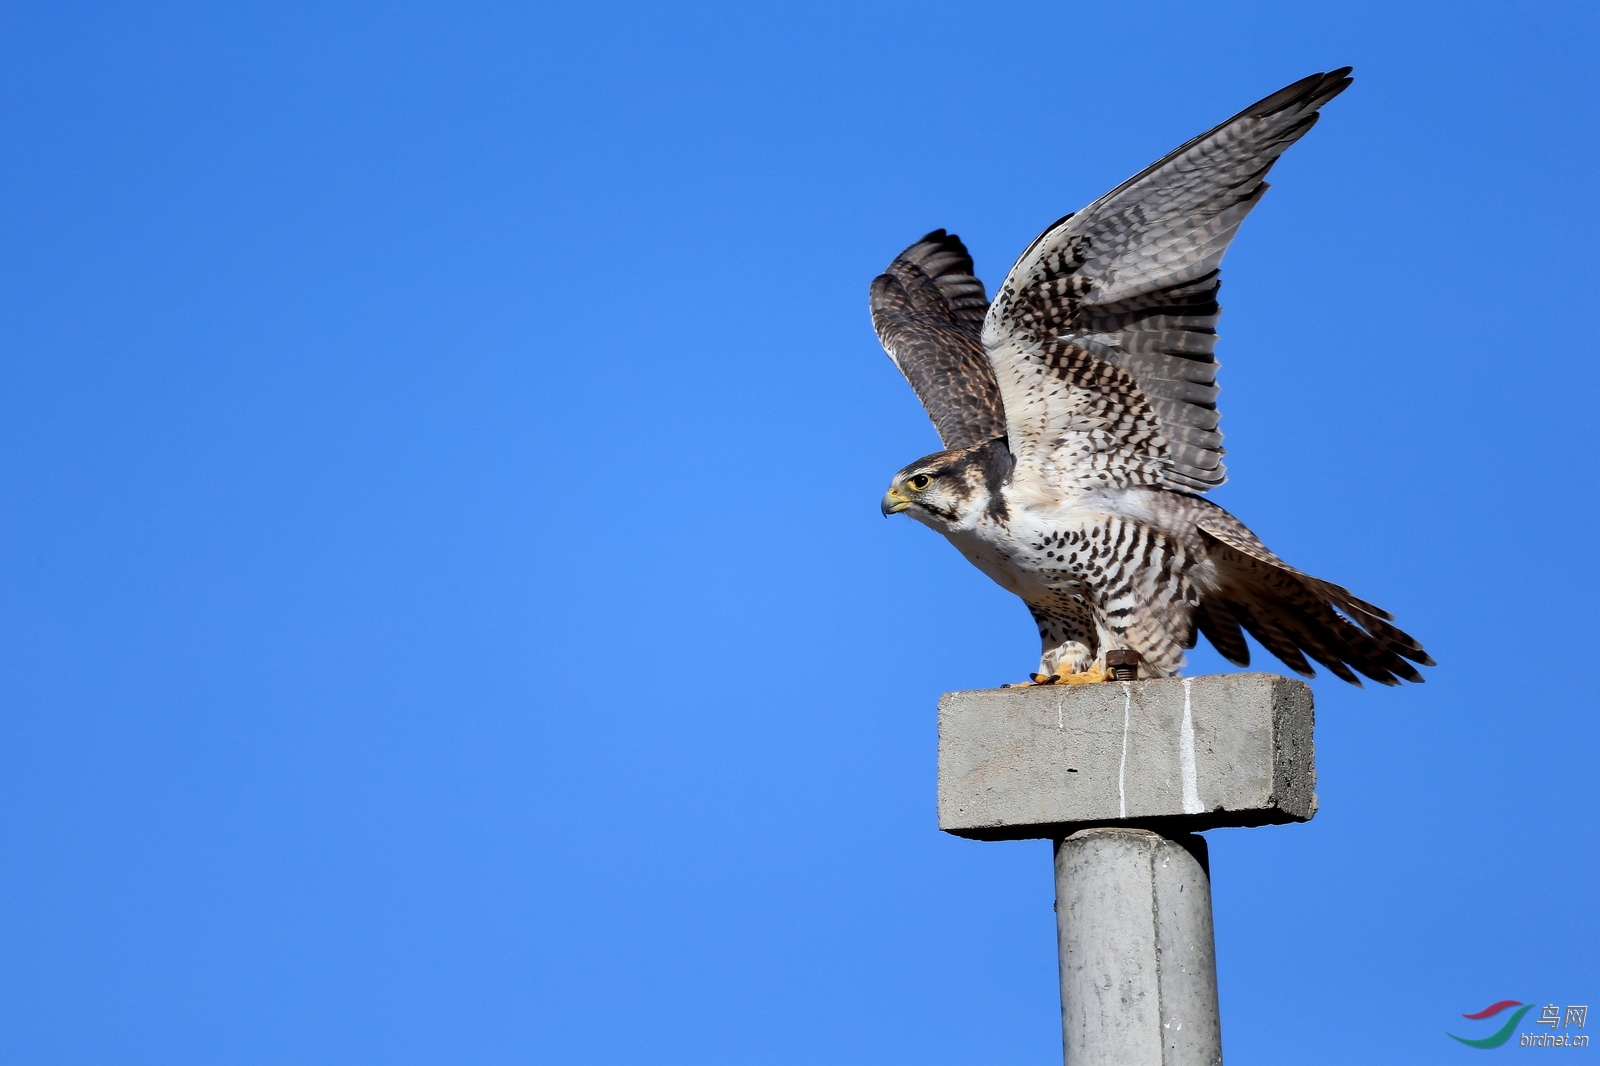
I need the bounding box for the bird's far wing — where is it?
[871,231,1006,451]
[1195,513,1433,685]
[982,68,1353,491]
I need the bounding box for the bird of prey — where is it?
[871,68,1431,687]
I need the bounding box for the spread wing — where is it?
[982,68,1353,491]
[1194,512,1433,685]
[870,231,1006,451]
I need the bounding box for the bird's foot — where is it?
[1057,662,1110,685]
[1003,663,1110,688]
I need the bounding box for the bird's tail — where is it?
[1192,515,1433,686]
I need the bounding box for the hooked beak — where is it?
[881,487,911,516]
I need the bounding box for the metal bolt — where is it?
[1106,649,1141,681]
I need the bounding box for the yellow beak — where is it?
[881,487,911,516]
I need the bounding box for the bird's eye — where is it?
[909,474,932,491]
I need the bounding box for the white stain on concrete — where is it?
[1180,677,1203,814]
[1118,682,1132,818]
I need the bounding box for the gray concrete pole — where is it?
[936,675,1315,1065]
[1054,828,1222,1066]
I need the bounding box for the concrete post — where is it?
[935,674,1316,1066]
[1054,828,1221,1066]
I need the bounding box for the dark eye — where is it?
[909,474,932,490]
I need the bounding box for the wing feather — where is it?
[982,68,1353,491]
[869,231,1005,450]
[1196,514,1433,686]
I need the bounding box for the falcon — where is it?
[871,68,1431,686]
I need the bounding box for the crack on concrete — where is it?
[1148,839,1168,1066]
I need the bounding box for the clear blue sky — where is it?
[1,2,1595,1063]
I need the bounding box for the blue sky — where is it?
[1,2,1595,1062]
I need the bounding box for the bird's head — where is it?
[881,444,1004,531]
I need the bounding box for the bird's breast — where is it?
[941,496,1113,602]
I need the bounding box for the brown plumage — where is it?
[872,69,1433,686]
[869,232,1004,451]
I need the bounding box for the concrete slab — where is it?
[937,673,1315,840]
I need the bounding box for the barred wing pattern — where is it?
[1194,512,1433,685]
[983,68,1353,491]
[870,231,1006,451]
